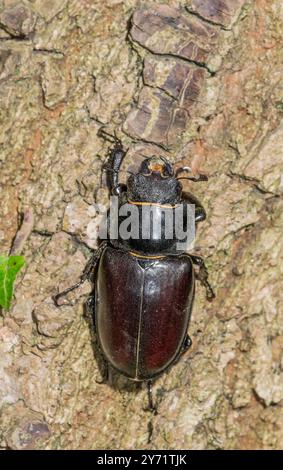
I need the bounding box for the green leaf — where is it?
[0,255,25,310]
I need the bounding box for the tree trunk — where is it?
[0,0,282,450]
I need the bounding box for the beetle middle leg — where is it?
[190,255,215,301]
[84,295,95,320]
[82,282,110,385]
[53,241,107,306]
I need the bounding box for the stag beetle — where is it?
[54,129,214,411]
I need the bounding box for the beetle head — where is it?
[127,156,182,204]
[139,156,174,178]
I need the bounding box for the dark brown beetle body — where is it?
[93,131,215,383]
[54,130,214,398]
[96,246,194,381]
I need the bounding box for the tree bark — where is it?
[0,0,282,449]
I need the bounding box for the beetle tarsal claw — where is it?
[143,403,158,416]
[143,406,158,416]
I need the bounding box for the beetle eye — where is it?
[158,156,173,177]
[140,160,151,175]
[160,163,173,178]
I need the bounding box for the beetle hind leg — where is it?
[144,381,158,444]
[143,381,158,416]
[96,362,109,385]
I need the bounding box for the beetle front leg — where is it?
[53,241,107,306]
[190,255,215,301]
[98,128,128,196]
[181,191,206,223]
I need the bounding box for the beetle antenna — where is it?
[177,174,208,182]
[175,166,192,177]
[98,127,122,147]
[139,154,153,160]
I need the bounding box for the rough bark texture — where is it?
[0,0,282,450]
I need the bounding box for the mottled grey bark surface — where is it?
[0,0,282,449]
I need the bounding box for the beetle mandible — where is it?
[54,129,215,411]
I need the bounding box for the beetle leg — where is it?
[84,295,95,327]
[144,381,158,416]
[84,292,110,385]
[195,204,206,224]
[97,128,120,145]
[83,292,110,386]
[98,128,128,196]
[190,255,215,301]
[96,362,109,385]
[181,191,206,223]
[178,171,208,183]
[53,241,107,306]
